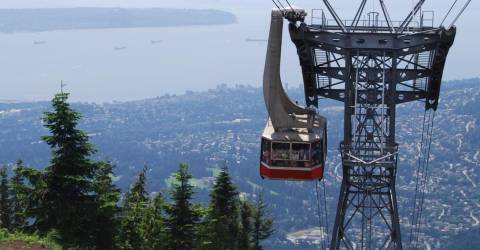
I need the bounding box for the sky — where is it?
[0,0,477,102]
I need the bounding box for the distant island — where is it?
[0,8,237,32]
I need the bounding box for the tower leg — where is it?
[330,167,403,249]
[389,171,402,249]
[330,173,349,250]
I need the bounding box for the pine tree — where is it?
[92,161,121,250]
[251,194,274,250]
[38,92,98,248]
[0,166,11,230]
[165,163,200,250]
[206,164,239,250]
[238,200,254,250]
[9,160,29,231]
[118,166,150,250]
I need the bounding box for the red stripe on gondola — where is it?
[260,164,324,181]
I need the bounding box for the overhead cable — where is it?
[440,0,459,26]
[448,0,472,29]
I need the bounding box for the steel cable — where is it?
[315,181,326,250]
[440,0,459,26]
[413,111,436,249]
[408,109,428,249]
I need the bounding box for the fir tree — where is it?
[14,165,44,233]
[206,164,239,250]
[126,166,149,205]
[143,193,167,250]
[38,92,98,248]
[165,164,200,250]
[238,200,254,250]
[118,166,150,250]
[9,160,29,231]
[0,166,11,230]
[92,161,121,250]
[252,194,274,250]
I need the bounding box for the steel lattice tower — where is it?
[283,1,456,248]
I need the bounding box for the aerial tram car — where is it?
[260,9,327,181]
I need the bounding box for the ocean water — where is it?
[0,0,477,102]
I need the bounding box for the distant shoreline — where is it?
[1,78,478,105]
[0,8,237,33]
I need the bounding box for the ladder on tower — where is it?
[413,51,432,91]
[314,48,331,89]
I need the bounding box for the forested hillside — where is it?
[0,79,479,248]
[0,93,272,249]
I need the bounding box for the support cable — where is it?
[413,110,433,249]
[408,109,436,250]
[315,180,326,250]
[379,0,396,33]
[350,0,368,31]
[448,0,472,29]
[440,0,458,26]
[399,0,426,33]
[408,109,428,248]
[321,0,348,32]
[322,179,330,247]
[271,0,287,12]
[413,111,436,250]
[409,110,429,248]
[271,0,283,12]
[284,0,295,10]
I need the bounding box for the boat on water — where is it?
[245,38,267,42]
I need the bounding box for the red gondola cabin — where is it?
[260,118,327,181]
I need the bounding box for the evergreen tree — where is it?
[118,166,150,250]
[165,164,200,250]
[238,200,254,250]
[251,194,274,250]
[38,92,98,248]
[14,165,44,233]
[92,161,121,250]
[126,166,149,205]
[0,166,11,230]
[9,160,29,231]
[206,165,239,250]
[143,193,167,250]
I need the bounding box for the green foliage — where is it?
[142,194,167,250]
[0,92,276,249]
[0,229,61,250]
[126,166,149,205]
[251,194,274,250]
[118,166,150,250]
[0,166,11,230]
[205,165,240,250]
[35,93,98,248]
[118,166,167,250]
[9,161,29,231]
[238,200,254,250]
[14,165,44,234]
[165,164,200,250]
[9,93,124,249]
[92,161,121,250]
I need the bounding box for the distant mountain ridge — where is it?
[0,8,237,32]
